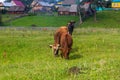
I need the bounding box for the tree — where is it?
[77,3,82,24]
[77,0,97,24]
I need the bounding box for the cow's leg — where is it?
[68,52,70,58]
[55,49,59,57]
[69,30,72,35]
[60,53,63,58]
[64,53,69,59]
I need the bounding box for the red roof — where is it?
[12,0,24,7]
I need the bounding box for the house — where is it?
[62,0,76,6]
[57,0,77,16]
[8,0,25,14]
[0,2,13,13]
[0,2,12,10]
[69,4,77,15]
[58,4,77,15]
[0,0,25,14]
[8,6,25,14]
[11,0,24,7]
[31,0,53,13]
[58,7,69,15]
[0,2,4,10]
[31,0,43,12]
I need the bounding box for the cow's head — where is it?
[68,20,76,27]
[49,44,60,56]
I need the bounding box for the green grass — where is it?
[0,28,120,80]
[2,11,120,28]
[79,11,120,28]
[4,15,79,27]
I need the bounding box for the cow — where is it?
[50,27,73,59]
[67,20,76,35]
[59,32,73,59]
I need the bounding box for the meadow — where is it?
[0,27,120,80]
[0,10,120,80]
[2,11,120,28]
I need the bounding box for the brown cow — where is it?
[50,27,73,59]
[59,33,73,59]
[54,26,68,46]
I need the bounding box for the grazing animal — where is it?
[54,26,68,45]
[67,21,76,35]
[59,33,73,59]
[50,27,73,59]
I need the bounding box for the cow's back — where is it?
[54,26,68,44]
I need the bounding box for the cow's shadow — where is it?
[70,47,83,60]
[70,54,83,60]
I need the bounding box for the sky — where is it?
[0,0,5,2]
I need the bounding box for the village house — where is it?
[58,7,69,15]
[69,4,78,15]
[0,2,13,11]
[0,2,5,10]
[0,0,25,14]
[31,0,54,13]
[58,0,77,15]
[62,0,76,6]
[8,0,25,14]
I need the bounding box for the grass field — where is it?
[1,11,120,28]
[80,11,120,28]
[0,28,120,80]
[3,15,79,27]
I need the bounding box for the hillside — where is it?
[2,10,120,28]
[79,10,120,28]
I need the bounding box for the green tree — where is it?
[77,0,97,24]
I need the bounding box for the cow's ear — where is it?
[49,45,53,48]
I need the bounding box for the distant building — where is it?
[0,0,25,14]
[9,0,25,14]
[0,2,12,10]
[11,0,24,7]
[57,0,77,15]
[58,4,77,15]
[62,0,76,6]
[31,0,54,13]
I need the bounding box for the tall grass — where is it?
[0,28,120,80]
